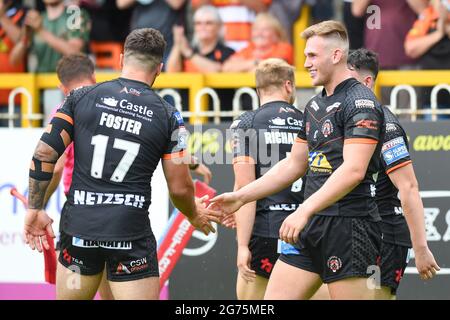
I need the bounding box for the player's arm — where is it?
[388,162,440,279]
[233,160,257,281]
[211,140,308,214]
[351,0,371,17]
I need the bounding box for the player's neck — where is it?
[323,65,352,96]
[259,95,288,106]
[120,67,157,88]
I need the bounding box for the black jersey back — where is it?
[231,101,305,238]
[297,78,383,218]
[57,78,186,241]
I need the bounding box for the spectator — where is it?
[352,0,418,70]
[405,0,450,117]
[192,0,271,52]
[222,12,293,72]
[342,0,365,49]
[268,0,303,44]
[0,0,27,127]
[166,5,234,72]
[80,0,132,42]
[116,0,187,64]
[10,0,90,72]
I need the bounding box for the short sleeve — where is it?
[296,111,307,143]
[230,111,255,164]
[343,86,383,144]
[162,108,187,160]
[381,123,412,174]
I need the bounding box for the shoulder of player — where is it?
[342,81,382,111]
[230,110,256,130]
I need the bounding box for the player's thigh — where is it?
[327,277,377,300]
[237,273,268,300]
[104,235,159,300]
[98,267,114,300]
[310,284,331,300]
[264,259,322,300]
[108,276,160,300]
[56,261,103,300]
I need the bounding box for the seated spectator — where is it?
[116,0,187,64]
[0,0,27,127]
[222,12,293,72]
[192,0,271,52]
[10,0,90,72]
[166,5,234,72]
[404,0,450,117]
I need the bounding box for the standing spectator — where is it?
[405,0,450,117]
[352,0,418,70]
[0,0,27,127]
[80,0,132,43]
[268,0,303,44]
[192,0,271,52]
[223,12,293,72]
[343,0,365,49]
[10,0,91,72]
[166,5,234,72]
[116,0,187,64]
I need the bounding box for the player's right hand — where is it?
[237,245,256,283]
[24,209,55,253]
[209,192,245,215]
[414,246,440,280]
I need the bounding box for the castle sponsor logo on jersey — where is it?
[381,137,409,166]
[326,102,341,113]
[308,151,333,173]
[321,119,334,138]
[72,237,133,250]
[119,99,153,118]
[355,99,375,109]
[310,100,319,111]
[264,131,296,145]
[99,112,142,135]
[268,203,298,211]
[268,117,302,129]
[101,96,119,107]
[327,256,342,273]
[74,190,146,208]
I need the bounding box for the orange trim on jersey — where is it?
[386,160,412,175]
[54,112,74,125]
[344,138,378,145]
[224,22,252,42]
[295,137,307,144]
[232,156,255,164]
[162,150,187,160]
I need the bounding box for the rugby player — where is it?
[231,58,304,299]
[24,28,222,300]
[211,20,386,299]
[347,48,439,298]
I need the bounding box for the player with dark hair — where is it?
[348,48,439,299]
[24,28,222,300]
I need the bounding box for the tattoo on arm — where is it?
[28,141,59,210]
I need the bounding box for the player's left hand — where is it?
[196,195,235,229]
[279,210,309,245]
[414,246,440,281]
[24,209,55,253]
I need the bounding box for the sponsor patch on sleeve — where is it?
[278,239,300,255]
[355,99,375,109]
[174,111,184,126]
[381,137,409,166]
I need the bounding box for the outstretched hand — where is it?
[24,209,55,253]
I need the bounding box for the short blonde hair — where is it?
[301,20,349,54]
[253,13,287,42]
[255,58,295,91]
